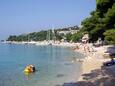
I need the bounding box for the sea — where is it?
[0,43,84,86]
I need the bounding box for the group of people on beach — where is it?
[74,43,94,56]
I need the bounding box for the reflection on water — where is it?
[0,44,84,86]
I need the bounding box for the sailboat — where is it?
[46,28,56,45]
[46,30,52,45]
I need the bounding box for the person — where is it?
[111,58,115,65]
[29,65,36,72]
[24,65,36,73]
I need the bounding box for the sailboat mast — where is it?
[52,25,56,43]
[46,30,50,42]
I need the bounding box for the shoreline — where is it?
[74,43,111,81]
[1,41,78,48]
[0,41,85,86]
[1,41,114,83]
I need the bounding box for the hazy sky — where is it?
[0,0,96,40]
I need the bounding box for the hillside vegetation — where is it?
[81,0,115,45]
[7,26,79,42]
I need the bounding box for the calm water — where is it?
[0,43,84,86]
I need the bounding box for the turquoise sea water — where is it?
[0,43,84,86]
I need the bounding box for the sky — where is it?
[0,0,96,40]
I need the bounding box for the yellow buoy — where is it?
[24,68,31,73]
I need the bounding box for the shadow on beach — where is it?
[61,65,115,86]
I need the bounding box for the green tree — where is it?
[7,35,17,41]
[65,33,72,42]
[71,32,83,42]
[103,3,115,29]
[104,29,115,45]
[81,0,115,43]
[7,25,79,42]
[96,0,114,17]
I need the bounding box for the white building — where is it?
[57,30,78,35]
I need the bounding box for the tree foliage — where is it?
[71,31,83,42]
[7,26,79,42]
[7,31,47,41]
[81,0,115,43]
[65,33,72,42]
[103,3,115,29]
[104,29,115,45]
